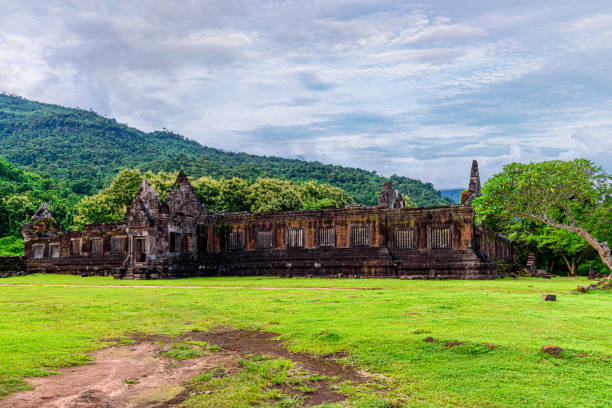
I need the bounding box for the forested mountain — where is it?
[0,94,452,206]
[440,189,464,204]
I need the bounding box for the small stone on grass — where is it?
[542,345,562,357]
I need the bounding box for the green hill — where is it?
[440,189,464,204]
[0,157,81,255]
[0,93,452,206]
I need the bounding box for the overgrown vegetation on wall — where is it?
[72,169,355,228]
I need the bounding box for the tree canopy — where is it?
[72,169,355,228]
[474,159,612,274]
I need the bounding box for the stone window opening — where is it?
[50,243,60,258]
[134,237,147,262]
[70,239,81,256]
[316,226,336,247]
[111,237,126,254]
[394,228,415,249]
[256,230,274,249]
[183,234,192,254]
[91,238,103,255]
[32,244,44,259]
[350,225,370,247]
[169,232,181,253]
[286,228,304,248]
[197,227,207,254]
[228,231,243,250]
[429,227,451,249]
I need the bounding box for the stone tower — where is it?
[460,160,481,205]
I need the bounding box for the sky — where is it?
[1,1,611,189]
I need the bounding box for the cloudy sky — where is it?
[1,1,611,188]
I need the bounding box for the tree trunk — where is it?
[562,255,576,276]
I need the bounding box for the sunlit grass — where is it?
[0,274,610,407]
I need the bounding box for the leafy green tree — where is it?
[72,169,177,228]
[2,195,37,233]
[192,176,221,211]
[298,180,353,210]
[218,177,251,213]
[70,169,357,227]
[248,178,304,213]
[474,159,612,275]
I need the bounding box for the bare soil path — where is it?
[0,341,238,408]
[0,284,370,290]
[0,328,369,408]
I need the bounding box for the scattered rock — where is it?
[570,291,579,295]
[576,286,589,293]
[485,344,497,349]
[541,345,563,357]
[541,294,556,301]
[40,394,55,399]
[445,341,465,347]
[602,283,611,291]
[403,311,422,316]
[423,337,434,343]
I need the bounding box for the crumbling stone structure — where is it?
[22,161,513,280]
[0,256,26,278]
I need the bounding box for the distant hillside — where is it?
[0,157,80,255]
[440,189,464,204]
[0,94,452,206]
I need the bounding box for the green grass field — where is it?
[0,274,610,407]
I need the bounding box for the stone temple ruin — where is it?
[22,161,513,280]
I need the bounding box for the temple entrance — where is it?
[134,237,147,262]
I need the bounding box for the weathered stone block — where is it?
[541,345,562,356]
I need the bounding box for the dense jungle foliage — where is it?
[0,157,78,255]
[0,159,356,255]
[0,93,451,206]
[71,169,355,228]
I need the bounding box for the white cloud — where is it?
[392,17,487,45]
[1,0,611,190]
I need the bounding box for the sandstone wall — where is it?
[0,256,27,278]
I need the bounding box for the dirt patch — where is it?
[182,327,367,406]
[186,327,363,383]
[1,328,369,408]
[0,341,238,408]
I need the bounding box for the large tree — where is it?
[474,159,612,275]
[72,170,356,227]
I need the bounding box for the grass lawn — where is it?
[0,274,610,407]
